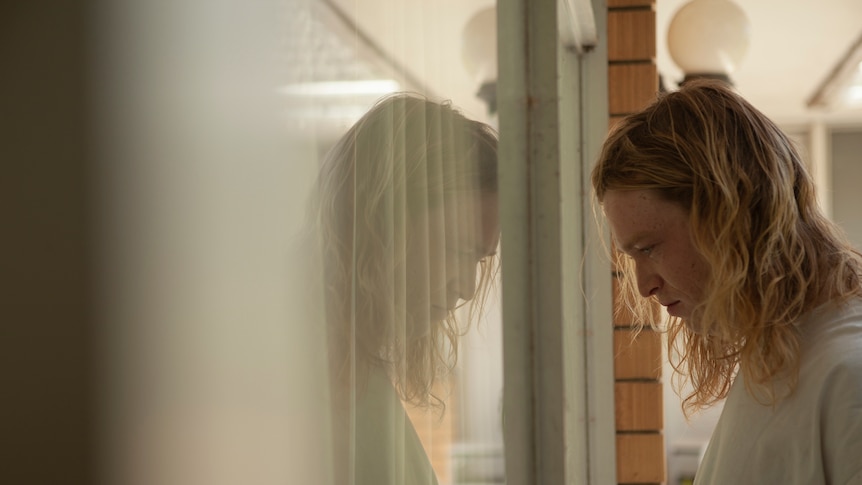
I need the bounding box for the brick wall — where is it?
[607,1,666,483]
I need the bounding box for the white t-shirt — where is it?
[349,367,439,485]
[695,299,862,484]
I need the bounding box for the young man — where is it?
[592,80,862,484]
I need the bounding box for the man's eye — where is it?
[638,245,655,256]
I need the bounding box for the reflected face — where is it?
[603,189,710,327]
[406,192,499,328]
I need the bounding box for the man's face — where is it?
[603,189,710,329]
[405,192,499,331]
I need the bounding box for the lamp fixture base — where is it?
[477,81,497,115]
[679,73,733,86]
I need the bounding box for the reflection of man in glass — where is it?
[309,94,499,484]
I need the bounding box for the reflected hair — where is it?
[592,80,862,415]
[313,93,499,408]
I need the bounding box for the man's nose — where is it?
[635,262,662,298]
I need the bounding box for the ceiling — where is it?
[315,0,862,130]
[658,0,862,128]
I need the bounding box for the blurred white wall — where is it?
[94,1,331,483]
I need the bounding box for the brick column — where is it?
[607,1,666,483]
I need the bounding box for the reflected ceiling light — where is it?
[667,0,750,85]
[278,80,400,97]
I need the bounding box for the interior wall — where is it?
[830,129,862,250]
[662,342,723,484]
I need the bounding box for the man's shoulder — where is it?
[800,298,862,356]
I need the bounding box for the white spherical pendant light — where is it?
[667,0,750,84]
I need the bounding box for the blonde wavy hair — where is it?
[311,93,499,409]
[592,80,862,415]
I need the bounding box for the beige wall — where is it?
[831,129,862,250]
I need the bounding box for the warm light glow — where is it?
[845,62,862,105]
[667,0,750,76]
[846,85,862,104]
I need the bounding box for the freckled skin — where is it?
[603,189,711,329]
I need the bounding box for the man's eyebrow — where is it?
[615,242,634,256]
[615,231,650,255]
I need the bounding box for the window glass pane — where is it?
[287,2,505,484]
[97,1,505,483]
